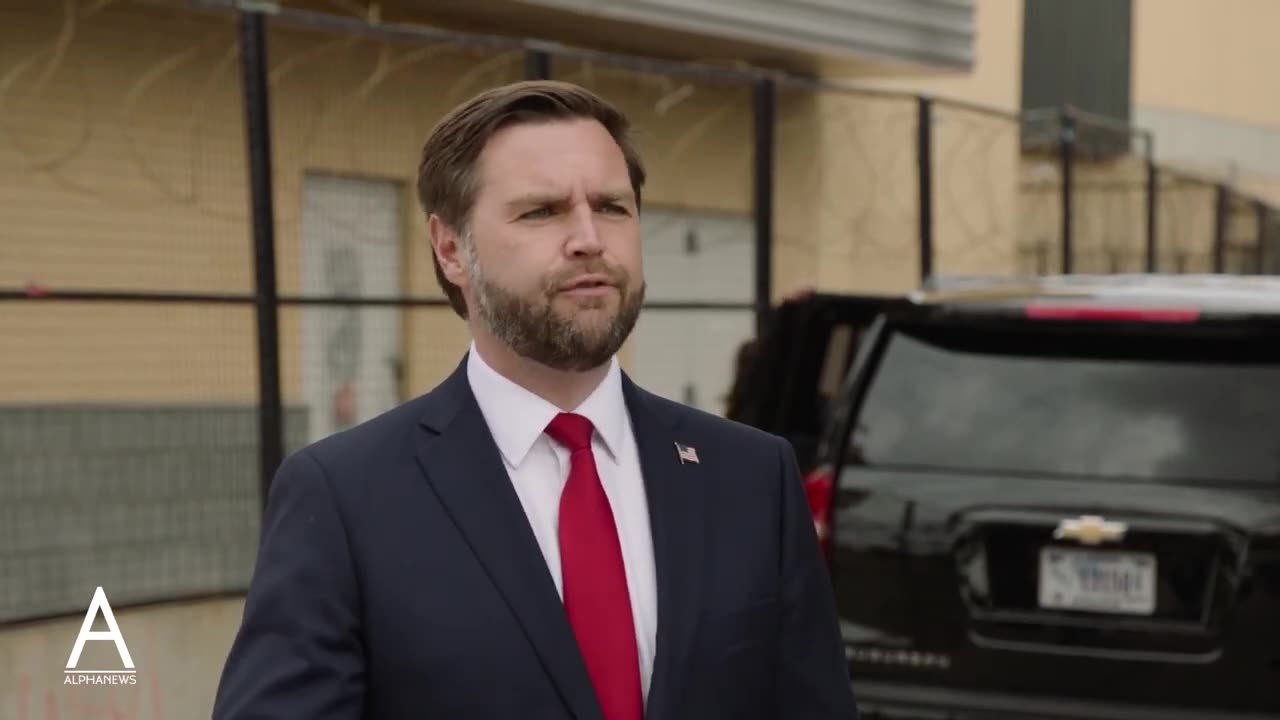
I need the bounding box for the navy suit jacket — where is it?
[212,354,857,719]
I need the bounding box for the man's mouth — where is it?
[559,274,616,294]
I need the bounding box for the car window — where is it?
[851,321,1280,485]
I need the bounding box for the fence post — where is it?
[239,9,284,506]
[525,48,551,80]
[917,96,934,284]
[1256,200,1268,274]
[752,75,775,336]
[1145,132,1158,273]
[1059,106,1076,274]
[1213,185,1228,273]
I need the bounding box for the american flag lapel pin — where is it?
[675,442,699,465]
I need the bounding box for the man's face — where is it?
[457,118,644,372]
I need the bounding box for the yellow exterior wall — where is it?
[10,0,1274,407]
[0,2,258,404]
[0,595,244,720]
[855,0,1024,113]
[0,2,1018,714]
[1132,0,1280,206]
[815,0,1027,282]
[3,0,1023,406]
[1016,153,1200,275]
[1133,0,1280,129]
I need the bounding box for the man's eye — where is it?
[600,203,630,216]
[521,207,553,220]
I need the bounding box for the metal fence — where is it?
[1,0,1276,624]
[1017,106,1276,276]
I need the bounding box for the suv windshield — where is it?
[851,318,1280,485]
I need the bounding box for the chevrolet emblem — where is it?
[1053,515,1127,545]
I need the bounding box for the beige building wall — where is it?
[0,595,244,720]
[855,0,1024,113]
[0,2,259,404]
[1009,0,1280,275]
[1131,0,1280,205]
[1133,0,1280,129]
[0,2,754,409]
[0,2,1011,713]
[2,0,1022,406]
[1015,152,1226,275]
[816,0,1027,283]
[16,0,1275,411]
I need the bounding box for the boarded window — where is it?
[1021,0,1133,154]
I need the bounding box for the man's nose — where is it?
[563,203,604,256]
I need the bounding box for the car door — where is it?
[728,293,907,473]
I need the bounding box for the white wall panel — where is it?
[629,207,756,414]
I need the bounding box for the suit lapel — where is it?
[622,376,706,720]
[414,359,602,720]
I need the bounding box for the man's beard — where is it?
[466,248,644,372]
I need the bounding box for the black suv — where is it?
[733,275,1280,719]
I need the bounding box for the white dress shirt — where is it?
[466,343,658,704]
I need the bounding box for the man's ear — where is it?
[428,214,468,288]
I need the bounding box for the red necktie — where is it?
[545,413,643,720]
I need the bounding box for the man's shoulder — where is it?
[280,378,453,490]
[309,398,423,458]
[632,384,788,457]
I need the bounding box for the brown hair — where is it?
[416,80,647,319]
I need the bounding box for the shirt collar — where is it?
[466,341,626,468]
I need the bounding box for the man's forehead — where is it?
[477,163,633,203]
[475,121,630,180]
[496,179,633,198]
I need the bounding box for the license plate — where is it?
[1038,547,1156,615]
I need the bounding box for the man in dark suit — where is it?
[212,79,857,720]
